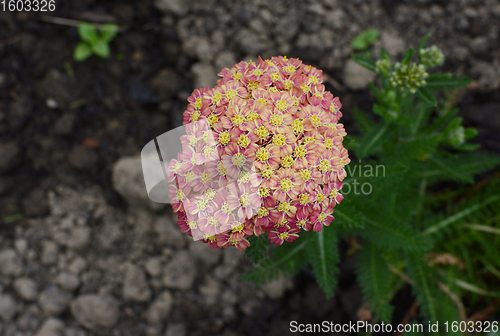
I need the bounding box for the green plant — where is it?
[74,22,118,61]
[244,34,500,333]
[351,28,379,51]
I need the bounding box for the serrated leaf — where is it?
[100,23,118,42]
[351,28,379,51]
[356,242,394,323]
[352,54,376,72]
[406,253,438,324]
[416,87,437,107]
[243,239,308,284]
[91,39,110,58]
[245,235,269,265]
[73,42,92,61]
[78,22,98,44]
[425,74,473,90]
[305,227,340,298]
[356,122,391,158]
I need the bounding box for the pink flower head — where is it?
[174,56,350,252]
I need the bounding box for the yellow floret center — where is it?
[279,178,293,192]
[204,188,216,200]
[272,134,287,147]
[200,172,211,184]
[257,207,269,217]
[255,126,270,140]
[233,72,242,81]
[275,99,289,112]
[208,114,218,126]
[310,115,322,128]
[298,193,310,205]
[208,216,219,227]
[283,65,295,74]
[292,119,304,134]
[190,110,201,122]
[225,89,238,101]
[324,138,334,150]
[196,198,208,211]
[177,189,186,201]
[258,187,271,199]
[318,159,331,172]
[269,114,284,126]
[239,193,250,207]
[232,153,247,168]
[203,146,215,158]
[309,75,319,84]
[281,155,294,168]
[212,93,222,105]
[294,145,307,159]
[317,212,327,222]
[299,168,312,182]
[232,114,246,127]
[247,112,259,121]
[260,167,274,180]
[219,131,230,145]
[271,72,280,82]
[277,201,292,212]
[252,69,264,77]
[256,147,270,162]
[300,83,310,94]
[278,232,289,239]
[237,134,251,148]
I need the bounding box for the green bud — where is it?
[375,58,392,76]
[419,45,445,68]
[389,62,429,93]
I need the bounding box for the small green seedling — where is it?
[351,28,379,51]
[74,22,118,61]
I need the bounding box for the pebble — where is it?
[343,59,376,90]
[381,30,405,56]
[190,63,218,89]
[13,278,38,301]
[68,146,98,172]
[153,215,185,248]
[145,291,173,324]
[35,318,64,336]
[54,273,80,292]
[199,276,220,306]
[38,286,72,316]
[70,295,120,329]
[0,293,18,321]
[0,249,23,277]
[162,251,196,290]
[9,95,33,131]
[260,276,290,300]
[54,113,76,136]
[188,240,221,266]
[165,323,186,336]
[155,0,191,16]
[41,241,59,265]
[121,263,151,302]
[144,257,162,277]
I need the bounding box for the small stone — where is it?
[0,142,21,173]
[121,263,151,302]
[35,318,64,336]
[0,249,23,276]
[471,61,500,92]
[325,9,346,29]
[153,215,185,248]
[381,30,405,56]
[199,276,220,306]
[260,276,290,300]
[68,257,87,275]
[46,99,58,109]
[155,0,191,16]
[37,70,75,109]
[54,273,80,292]
[163,251,196,290]
[112,156,163,211]
[54,113,75,136]
[188,240,221,266]
[343,59,376,90]
[13,278,38,301]
[191,63,218,89]
[14,239,28,256]
[68,146,98,172]
[165,323,186,336]
[38,286,72,316]
[144,257,162,277]
[70,295,120,329]
[145,291,173,324]
[129,80,159,105]
[64,327,87,336]
[235,29,271,55]
[215,51,237,71]
[470,36,488,54]
[0,293,18,321]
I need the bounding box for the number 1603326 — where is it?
[2,0,55,11]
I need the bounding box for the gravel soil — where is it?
[1,0,500,335]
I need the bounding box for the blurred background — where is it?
[1,0,500,335]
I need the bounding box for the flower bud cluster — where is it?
[390,62,429,93]
[419,45,445,68]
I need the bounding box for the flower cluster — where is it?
[419,46,445,68]
[168,56,350,251]
[390,62,429,93]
